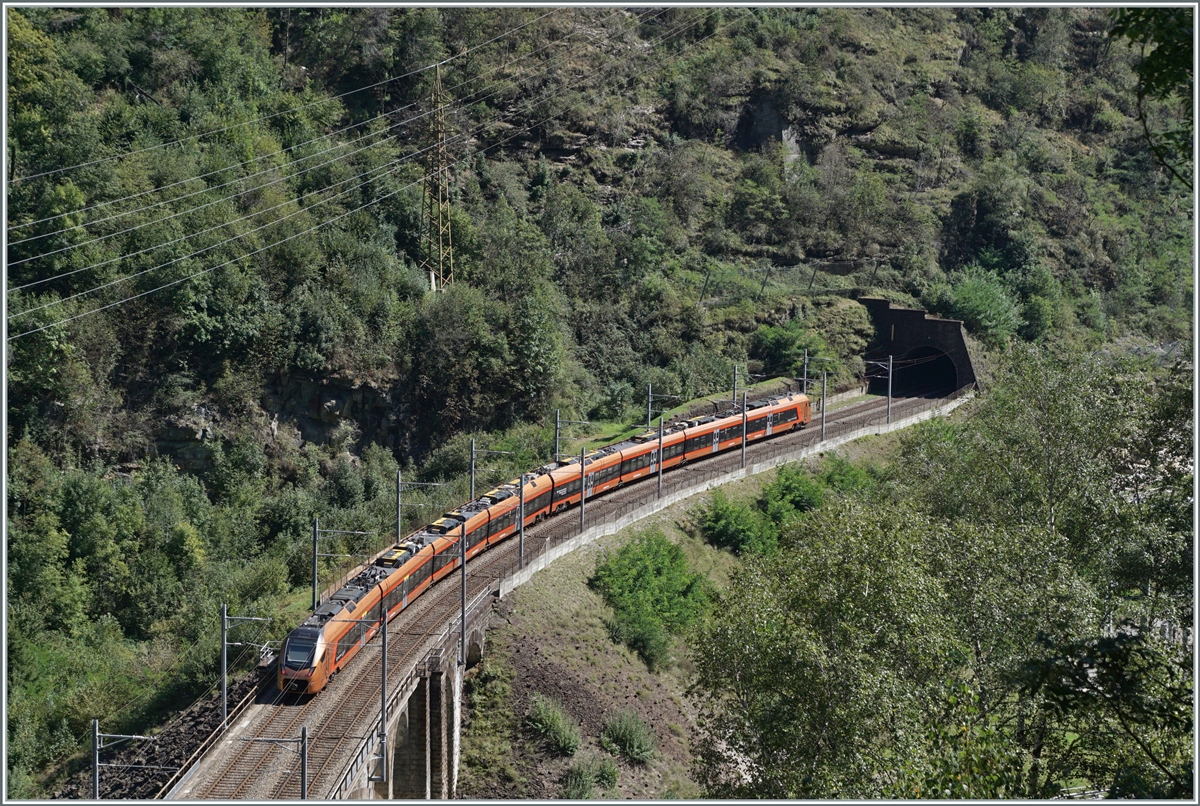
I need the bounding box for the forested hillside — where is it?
[5,7,1192,797]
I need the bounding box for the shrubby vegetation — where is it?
[600,710,656,765]
[695,458,876,556]
[526,693,581,757]
[689,346,1193,798]
[562,752,619,799]
[589,531,708,670]
[5,7,1191,795]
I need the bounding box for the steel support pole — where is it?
[93,719,100,799]
[657,419,664,498]
[733,364,738,410]
[311,518,319,611]
[396,469,402,541]
[221,603,228,731]
[579,447,586,533]
[554,409,560,462]
[741,391,748,468]
[647,383,652,428]
[887,355,893,424]
[459,522,466,666]
[821,371,827,441]
[803,349,808,395]
[518,479,525,569]
[470,438,476,500]
[300,726,308,800]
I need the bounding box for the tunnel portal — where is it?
[857,297,976,397]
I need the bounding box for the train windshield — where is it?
[284,639,316,668]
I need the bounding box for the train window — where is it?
[747,416,767,432]
[284,640,315,668]
[778,408,798,424]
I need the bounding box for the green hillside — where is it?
[5,7,1191,797]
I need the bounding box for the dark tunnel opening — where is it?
[867,346,957,397]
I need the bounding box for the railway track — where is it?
[181,532,519,799]
[171,386,968,800]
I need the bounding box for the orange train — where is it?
[278,392,811,693]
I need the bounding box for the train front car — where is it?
[278,625,329,694]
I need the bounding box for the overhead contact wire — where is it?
[9,9,666,289]
[8,8,642,242]
[8,9,669,309]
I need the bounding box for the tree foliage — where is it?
[4,7,1192,795]
[690,346,1193,798]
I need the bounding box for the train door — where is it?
[650,448,658,473]
[583,469,595,501]
[711,430,719,454]
[766,413,774,436]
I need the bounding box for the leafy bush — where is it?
[925,265,1023,346]
[760,465,825,524]
[601,710,656,764]
[562,763,596,799]
[590,531,709,669]
[563,753,619,798]
[818,454,877,495]
[526,693,581,756]
[697,490,778,555]
[751,318,831,377]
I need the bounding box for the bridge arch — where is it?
[466,628,485,669]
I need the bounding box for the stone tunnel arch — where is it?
[858,297,976,395]
[868,346,958,396]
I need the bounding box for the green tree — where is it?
[925,265,1022,346]
[1022,626,1194,798]
[1109,8,1193,187]
[696,490,777,555]
[885,683,1025,799]
[690,502,959,798]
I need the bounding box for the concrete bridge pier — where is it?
[389,650,466,800]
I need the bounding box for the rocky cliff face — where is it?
[154,373,412,473]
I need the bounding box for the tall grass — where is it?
[563,753,619,798]
[526,693,581,756]
[600,710,655,764]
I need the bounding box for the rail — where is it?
[162,385,975,799]
[155,666,268,799]
[494,385,975,593]
[331,584,499,799]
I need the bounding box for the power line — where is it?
[10,8,668,293]
[8,8,561,185]
[8,8,640,242]
[9,9,739,340]
[54,11,742,757]
[10,150,415,321]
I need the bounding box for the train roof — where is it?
[301,563,395,628]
